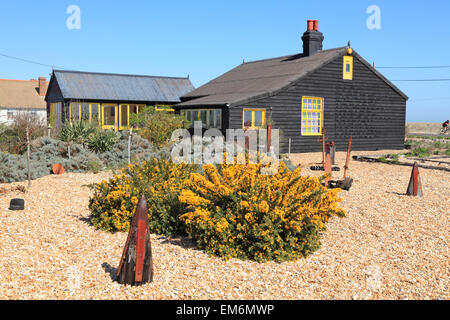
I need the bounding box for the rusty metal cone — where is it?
[116,196,154,285]
[406,162,423,197]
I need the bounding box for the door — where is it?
[102,104,118,131]
[119,104,129,130]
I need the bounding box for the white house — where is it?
[0,77,48,125]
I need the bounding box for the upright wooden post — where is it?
[128,128,133,165]
[321,128,326,165]
[267,124,272,153]
[26,127,31,188]
[288,138,291,158]
[343,136,352,179]
[117,196,153,285]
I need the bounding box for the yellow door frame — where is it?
[119,104,130,130]
[102,104,118,131]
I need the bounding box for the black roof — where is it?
[50,70,195,103]
[178,47,407,107]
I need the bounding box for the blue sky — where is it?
[0,0,449,122]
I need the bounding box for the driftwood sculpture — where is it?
[117,196,153,285]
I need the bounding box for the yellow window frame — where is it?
[343,56,353,80]
[49,102,62,133]
[242,108,266,129]
[155,104,175,112]
[301,97,324,136]
[182,108,222,128]
[69,102,101,126]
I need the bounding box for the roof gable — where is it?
[51,70,195,103]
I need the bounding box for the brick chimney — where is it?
[302,19,324,56]
[38,77,47,96]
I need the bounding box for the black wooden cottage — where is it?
[175,20,408,153]
[45,70,194,133]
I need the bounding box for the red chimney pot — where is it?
[313,20,319,31]
[307,20,314,31]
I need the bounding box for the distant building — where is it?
[175,20,409,152]
[45,70,195,133]
[0,77,48,125]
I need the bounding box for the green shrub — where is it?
[87,159,103,174]
[129,106,187,147]
[86,130,120,154]
[60,120,97,146]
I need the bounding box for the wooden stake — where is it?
[322,128,326,165]
[26,127,31,188]
[343,136,352,179]
[128,128,133,165]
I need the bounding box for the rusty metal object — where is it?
[117,196,154,285]
[324,153,332,187]
[327,136,353,191]
[52,163,65,175]
[321,128,326,165]
[406,162,423,197]
[343,136,352,179]
[326,141,336,165]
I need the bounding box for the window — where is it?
[242,109,266,129]
[301,97,323,136]
[49,102,62,133]
[7,110,14,120]
[343,56,353,80]
[81,103,90,120]
[154,104,174,112]
[181,109,222,128]
[70,102,80,121]
[91,103,100,123]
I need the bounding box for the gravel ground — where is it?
[0,149,448,300]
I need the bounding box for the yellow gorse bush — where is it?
[179,159,345,262]
[89,154,345,263]
[88,158,196,235]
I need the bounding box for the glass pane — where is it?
[81,103,90,121]
[200,110,207,124]
[346,63,351,73]
[121,105,128,127]
[193,111,199,121]
[103,105,116,126]
[130,104,138,115]
[215,109,222,128]
[186,111,192,122]
[209,110,215,127]
[254,111,263,127]
[243,110,252,128]
[70,103,79,121]
[91,104,99,122]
